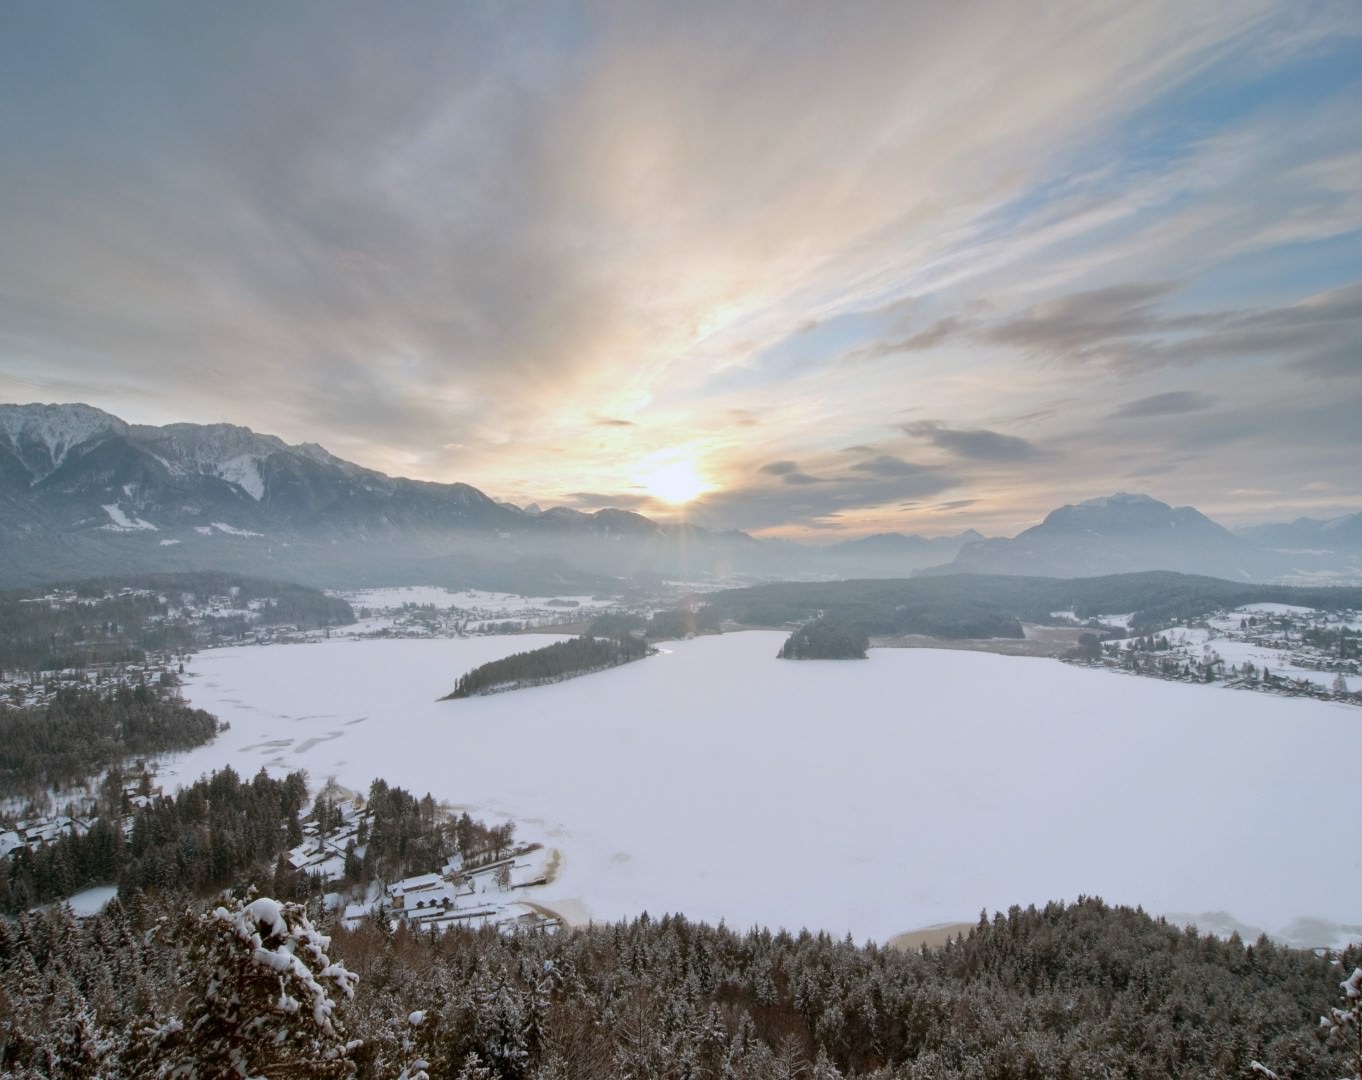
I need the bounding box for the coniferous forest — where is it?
[0,686,220,804]
[0,767,307,915]
[0,891,1357,1078]
[443,633,652,699]
[778,616,870,660]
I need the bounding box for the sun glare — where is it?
[641,458,710,505]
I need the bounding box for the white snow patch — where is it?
[159,539,182,547]
[171,633,1362,948]
[211,521,264,537]
[216,454,265,501]
[65,884,118,917]
[100,503,158,531]
[1239,602,1320,617]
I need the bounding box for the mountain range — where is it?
[1,403,1359,589]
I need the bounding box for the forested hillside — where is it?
[0,767,307,914]
[709,572,1362,639]
[1,893,1355,1078]
[0,571,353,674]
[0,686,219,804]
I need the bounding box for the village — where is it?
[334,584,630,639]
[1070,601,1362,704]
[0,583,331,712]
[285,792,563,935]
[0,772,161,864]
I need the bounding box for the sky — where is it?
[1,2,1360,540]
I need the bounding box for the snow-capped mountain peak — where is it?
[0,402,127,480]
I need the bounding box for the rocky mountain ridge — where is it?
[2,404,1358,588]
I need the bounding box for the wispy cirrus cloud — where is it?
[1109,391,1217,419]
[902,422,1038,462]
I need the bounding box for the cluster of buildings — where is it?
[1,778,159,862]
[0,814,93,860]
[378,847,558,934]
[0,586,323,710]
[340,588,617,640]
[1084,603,1360,704]
[285,793,562,935]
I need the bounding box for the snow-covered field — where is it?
[171,633,1362,949]
[337,586,615,613]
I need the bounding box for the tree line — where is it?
[705,571,1362,641]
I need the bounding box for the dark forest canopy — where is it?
[1,766,308,915]
[779,615,870,660]
[0,571,354,673]
[0,892,1356,1078]
[708,571,1362,640]
[0,686,219,804]
[443,633,652,699]
[645,604,723,640]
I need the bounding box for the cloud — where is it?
[758,460,822,484]
[692,459,958,532]
[1292,345,1362,378]
[932,498,979,511]
[1122,462,1178,478]
[1109,391,1217,418]
[560,491,654,511]
[850,455,930,477]
[902,421,1038,461]
[1,4,1359,536]
[977,280,1362,373]
[853,317,968,360]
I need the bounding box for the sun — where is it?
[641,458,710,505]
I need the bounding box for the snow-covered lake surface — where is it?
[172,633,1362,949]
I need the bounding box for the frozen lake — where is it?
[171,632,1362,948]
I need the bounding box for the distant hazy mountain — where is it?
[815,530,987,576]
[925,494,1275,580]
[1236,512,1362,552]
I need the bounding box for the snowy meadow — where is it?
[168,632,1362,949]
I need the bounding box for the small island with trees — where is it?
[442,631,653,699]
[777,614,870,659]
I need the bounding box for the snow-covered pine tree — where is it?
[1322,966,1362,1080]
[134,894,360,1078]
